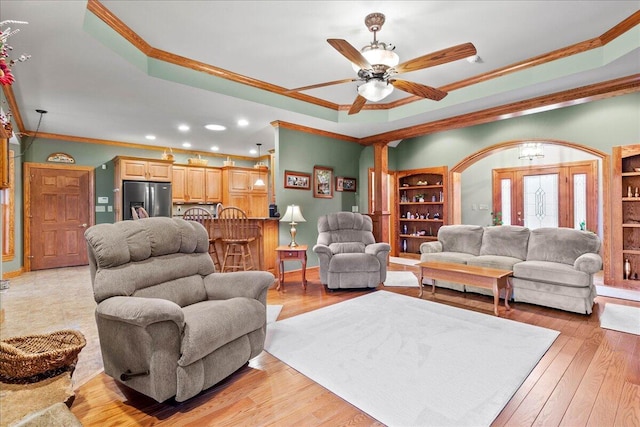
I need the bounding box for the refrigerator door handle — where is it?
[146,183,153,217]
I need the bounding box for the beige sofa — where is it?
[85,217,274,402]
[420,225,602,314]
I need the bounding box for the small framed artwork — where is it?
[336,176,357,192]
[284,170,311,190]
[313,166,333,198]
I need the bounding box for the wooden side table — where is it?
[275,245,307,291]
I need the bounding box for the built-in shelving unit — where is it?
[612,144,640,289]
[396,166,448,258]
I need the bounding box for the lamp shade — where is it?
[280,205,306,223]
[357,79,394,102]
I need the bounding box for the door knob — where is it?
[80,223,88,228]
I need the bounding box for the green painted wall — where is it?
[275,127,364,269]
[396,92,640,171]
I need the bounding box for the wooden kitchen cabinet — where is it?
[222,166,269,217]
[115,156,173,182]
[205,168,222,202]
[173,165,220,203]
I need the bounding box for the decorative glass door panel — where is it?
[523,174,558,229]
[492,160,597,230]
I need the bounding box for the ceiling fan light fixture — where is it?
[351,45,399,73]
[357,79,394,102]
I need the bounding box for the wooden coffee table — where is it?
[417,261,512,316]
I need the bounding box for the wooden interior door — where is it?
[25,164,94,271]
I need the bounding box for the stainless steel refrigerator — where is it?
[122,181,173,220]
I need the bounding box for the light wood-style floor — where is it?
[69,264,640,427]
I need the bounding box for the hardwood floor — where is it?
[70,264,640,426]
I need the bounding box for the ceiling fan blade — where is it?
[393,42,477,74]
[390,79,448,101]
[286,78,357,93]
[327,39,371,70]
[348,95,367,115]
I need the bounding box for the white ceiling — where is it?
[1,1,638,158]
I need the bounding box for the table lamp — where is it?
[280,204,306,247]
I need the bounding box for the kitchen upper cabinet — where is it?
[222,166,269,217]
[115,156,173,182]
[173,165,221,203]
[205,168,222,202]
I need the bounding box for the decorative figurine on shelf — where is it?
[402,224,408,234]
[635,187,639,198]
[433,212,440,219]
[402,239,408,252]
[629,186,633,198]
[624,258,631,280]
[426,211,430,219]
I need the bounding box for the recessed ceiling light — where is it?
[249,149,257,155]
[466,55,482,63]
[210,146,219,152]
[237,119,249,127]
[205,124,226,131]
[178,124,190,132]
[145,135,156,140]
[182,142,191,148]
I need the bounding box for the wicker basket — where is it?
[188,157,208,166]
[0,330,86,379]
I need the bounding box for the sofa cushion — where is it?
[467,255,522,271]
[329,242,366,254]
[480,226,529,260]
[329,253,380,272]
[179,298,265,366]
[421,251,476,265]
[526,228,600,266]
[513,260,590,288]
[438,225,484,255]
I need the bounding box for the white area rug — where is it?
[389,256,419,266]
[600,303,640,335]
[383,270,420,287]
[265,291,559,427]
[596,285,640,302]
[266,305,282,324]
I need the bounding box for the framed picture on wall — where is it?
[336,176,357,192]
[284,170,311,190]
[313,166,333,198]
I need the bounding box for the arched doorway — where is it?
[449,139,612,284]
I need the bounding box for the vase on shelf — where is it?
[624,258,631,280]
[402,239,408,253]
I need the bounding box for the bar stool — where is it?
[217,207,256,272]
[182,207,221,271]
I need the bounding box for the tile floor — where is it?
[0,266,102,389]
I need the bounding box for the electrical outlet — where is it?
[107,206,113,212]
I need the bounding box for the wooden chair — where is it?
[182,207,221,271]
[217,207,256,272]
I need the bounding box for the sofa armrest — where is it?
[365,242,391,256]
[313,244,332,257]
[574,253,602,274]
[96,296,184,329]
[420,241,443,254]
[204,271,273,306]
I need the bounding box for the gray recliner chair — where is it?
[84,217,273,402]
[313,212,391,289]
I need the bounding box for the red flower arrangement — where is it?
[0,58,14,86]
[0,20,29,86]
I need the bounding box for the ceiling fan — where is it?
[288,13,477,115]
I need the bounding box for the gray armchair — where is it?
[84,217,273,402]
[313,212,391,289]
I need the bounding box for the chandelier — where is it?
[518,142,545,161]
